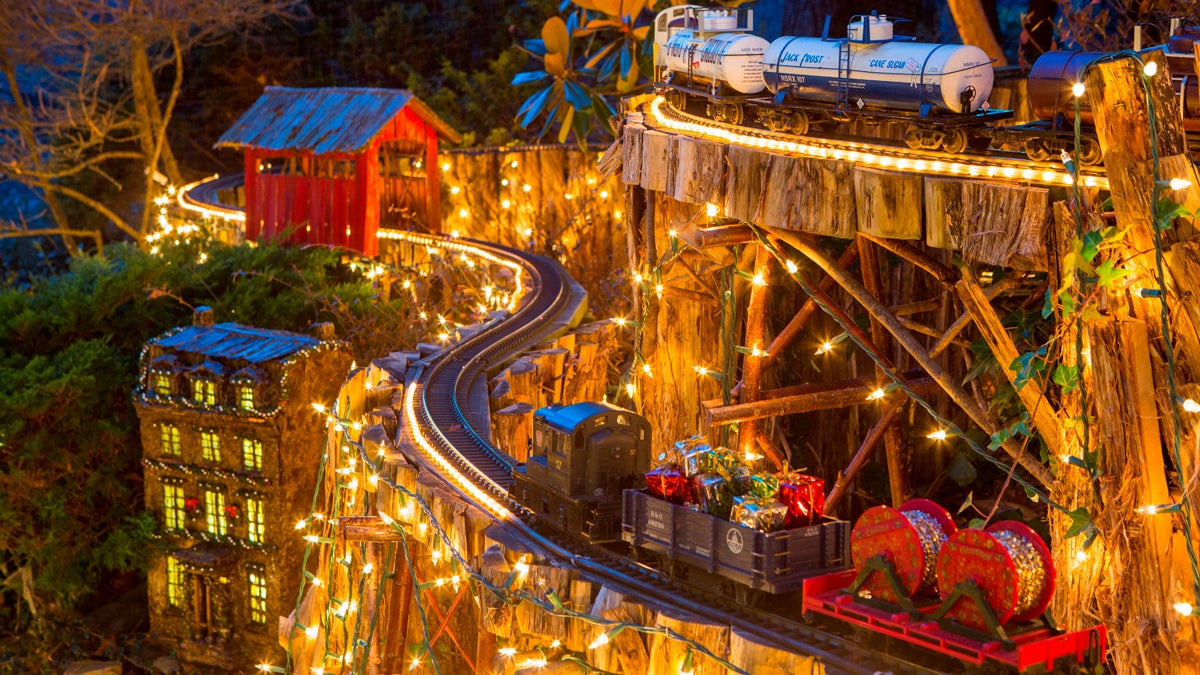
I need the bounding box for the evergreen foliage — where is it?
[0,242,387,620]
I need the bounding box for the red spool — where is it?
[935,521,1056,629]
[850,498,957,603]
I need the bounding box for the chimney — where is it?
[193,306,214,327]
[311,322,336,340]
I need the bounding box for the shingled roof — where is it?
[215,87,462,154]
[150,323,326,364]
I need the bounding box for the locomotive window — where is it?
[640,427,646,440]
[617,414,628,426]
[594,416,606,428]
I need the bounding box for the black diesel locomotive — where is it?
[510,401,651,543]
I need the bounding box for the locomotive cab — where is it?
[514,401,651,542]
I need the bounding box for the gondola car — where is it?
[510,401,651,543]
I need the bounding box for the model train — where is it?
[652,4,1200,164]
[511,402,1108,672]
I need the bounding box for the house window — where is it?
[164,484,186,530]
[238,385,255,411]
[159,424,181,456]
[204,489,227,536]
[200,430,221,462]
[246,498,265,543]
[155,373,172,397]
[192,378,216,406]
[248,567,267,624]
[166,556,182,608]
[242,438,263,471]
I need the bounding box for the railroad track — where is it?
[645,95,1112,190]
[398,232,962,675]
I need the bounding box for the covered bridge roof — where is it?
[150,323,328,364]
[215,86,461,154]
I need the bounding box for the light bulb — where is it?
[1144,61,1158,77]
[1175,602,1194,616]
[927,429,948,441]
[1170,178,1192,191]
[1072,82,1085,97]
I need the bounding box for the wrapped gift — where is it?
[675,436,713,477]
[747,473,780,500]
[731,496,789,532]
[778,475,825,527]
[646,465,692,504]
[692,473,732,518]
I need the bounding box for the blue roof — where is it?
[214,86,461,154]
[536,401,631,431]
[150,323,324,364]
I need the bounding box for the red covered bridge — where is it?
[216,87,461,256]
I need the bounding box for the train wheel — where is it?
[1078,138,1103,166]
[903,127,926,150]
[943,129,969,154]
[667,89,687,111]
[790,111,809,136]
[1025,140,1052,163]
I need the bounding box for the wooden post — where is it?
[825,399,906,515]
[786,233,1054,487]
[739,246,782,468]
[954,270,1063,461]
[859,235,911,506]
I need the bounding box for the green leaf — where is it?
[1080,230,1103,263]
[512,71,551,86]
[1052,363,1079,393]
[1042,288,1054,319]
[968,518,987,530]
[1064,507,1092,538]
[957,491,975,514]
[1095,259,1131,288]
[518,86,554,128]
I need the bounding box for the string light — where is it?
[866,387,886,401]
[1176,602,1194,616]
[705,202,720,217]
[1072,82,1086,97]
[751,273,767,287]
[927,429,948,441]
[1144,61,1159,77]
[498,648,517,657]
[588,632,610,650]
[305,624,319,639]
[1183,399,1200,413]
[815,341,834,355]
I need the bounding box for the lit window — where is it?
[167,557,182,608]
[246,498,264,543]
[164,484,185,530]
[248,568,267,624]
[200,430,221,462]
[155,374,172,397]
[192,379,216,406]
[205,490,227,536]
[159,424,181,456]
[242,438,263,471]
[238,386,254,411]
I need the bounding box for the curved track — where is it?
[403,232,960,675]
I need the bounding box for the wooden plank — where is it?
[622,125,645,186]
[647,608,729,675]
[854,167,923,239]
[769,154,857,238]
[960,182,1050,270]
[670,136,726,206]
[724,144,770,223]
[641,130,675,194]
[925,177,965,250]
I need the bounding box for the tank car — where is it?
[510,401,650,543]
[759,13,1006,153]
[652,5,771,126]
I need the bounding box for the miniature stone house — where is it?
[135,307,352,670]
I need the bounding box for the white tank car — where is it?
[761,15,994,114]
[654,6,769,95]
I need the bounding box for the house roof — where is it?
[150,323,327,364]
[215,86,462,153]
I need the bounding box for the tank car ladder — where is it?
[835,39,852,115]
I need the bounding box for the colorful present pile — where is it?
[644,435,826,532]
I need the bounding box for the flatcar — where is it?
[510,401,651,543]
